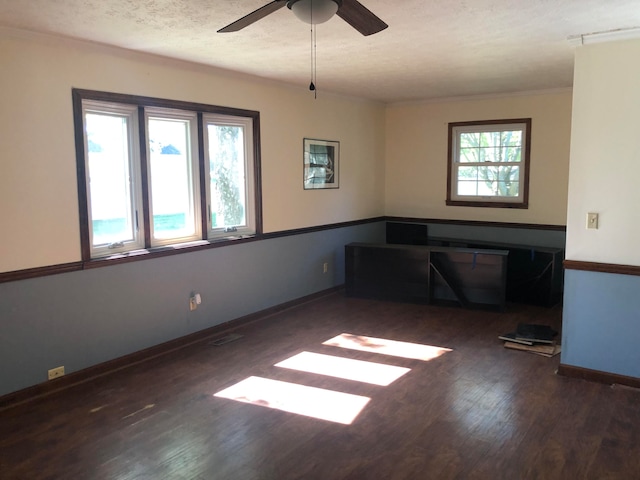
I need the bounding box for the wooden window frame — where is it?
[446,118,531,209]
[72,88,262,263]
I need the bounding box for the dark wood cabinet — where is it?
[345,242,508,311]
[427,237,564,307]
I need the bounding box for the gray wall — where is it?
[0,220,566,397]
[562,269,640,378]
[0,222,385,397]
[422,222,565,249]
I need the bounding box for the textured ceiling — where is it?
[1,0,639,103]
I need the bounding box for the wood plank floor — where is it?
[2,293,639,479]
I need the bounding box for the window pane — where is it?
[497,166,520,196]
[476,166,499,195]
[85,113,135,246]
[457,166,521,197]
[148,117,195,240]
[498,165,520,182]
[457,166,478,180]
[460,132,479,148]
[457,166,478,196]
[501,130,522,146]
[503,146,521,162]
[479,147,499,163]
[457,181,479,196]
[496,181,519,196]
[208,124,246,228]
[480,131,501,148]
[459,147,479,163]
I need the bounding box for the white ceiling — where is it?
[1,1,639,103]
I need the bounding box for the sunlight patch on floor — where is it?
[275,351,411,386]
[323,333,452,361]
[214,376,370,425]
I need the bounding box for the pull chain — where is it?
[309,1,317,98]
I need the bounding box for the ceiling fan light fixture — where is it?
[289,0,340,25]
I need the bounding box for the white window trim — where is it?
[145,107,202,247]
[203,113,256,239]
[82,100,145,258]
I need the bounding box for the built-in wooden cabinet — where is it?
[427,237,564,307]
[384,221,565,307]
[345,242,508,311]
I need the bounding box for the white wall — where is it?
[385,92,573,225]
[561,36,640,379]
[0,28,386,273]
[565,38,640,265]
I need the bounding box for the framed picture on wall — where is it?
[303,138,340,190]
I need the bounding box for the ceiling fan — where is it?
[218,0,388,36]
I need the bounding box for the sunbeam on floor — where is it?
[214,334,452,424]
[214,376,370,425]
[323,333,452,361]
[275,351,411,386]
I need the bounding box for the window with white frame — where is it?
[447,119,531,208]
[74,90,261,261]
[146,108,201,245]
[204,114,255,239]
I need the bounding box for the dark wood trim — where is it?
[0,262,84,283]
[386,216,566,231]
[197,112,209,237]
[138,105,152,249]
[1,217,568,284]
[260,216,385,240]
[445,200,529,209]
[253,112,264,236]
[446,122,453,204]
[563,260,640,276]
[72,89,260,118]
[0,286,343,411]
[72,88,263,262]
[523,118,532,208]
[72,89,92,261]
[0,217,385,284]
[557,364,640,389]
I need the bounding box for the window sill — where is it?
[85,235,257,268]
[446,199,528,209]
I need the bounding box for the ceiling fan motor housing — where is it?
[288,0,342,24]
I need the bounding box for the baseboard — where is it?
[0,286,343,411]
[557,364,640,389]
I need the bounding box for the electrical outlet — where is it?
[189,297,197,311]
[48,366,65,380]
[323,262,328,274]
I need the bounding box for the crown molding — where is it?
[568,27,640,47]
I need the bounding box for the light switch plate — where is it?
[587,212,599,229]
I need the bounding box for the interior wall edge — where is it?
[557,364,640,389]
[561,268,640,379]
[563,259,640,277]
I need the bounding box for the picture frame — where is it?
[303,138,339,190]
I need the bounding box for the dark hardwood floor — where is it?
[1,293,639,479]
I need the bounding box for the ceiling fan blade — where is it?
[336,0,388,36]
[218,1,288,33]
